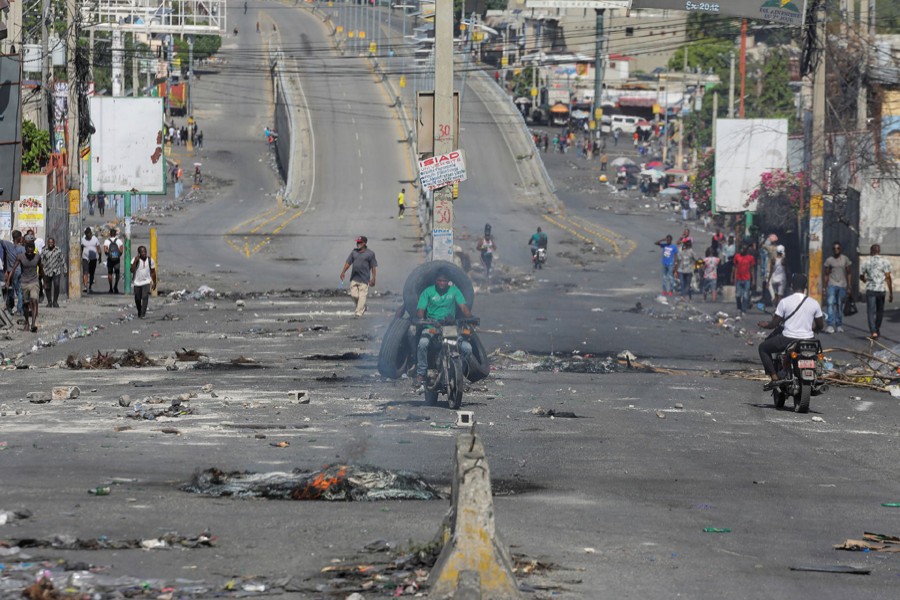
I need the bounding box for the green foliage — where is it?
[668,38,735,78]
[509,66,536,99]
[690,150,715,213]
[174,35,222,64]
[21,120,51,173]
[686,13,739,41]
[744,49,797,130]
[878,1,900,33]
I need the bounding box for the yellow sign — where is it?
[359,31,366,39]
[369,42,377,53]
[473,31,484,42]
[348,30,355,38]
[652,103,661,114]
[513,68,521,76]
[460,23,466,31]
[336,25,343,33]
[594,108,603,120]
[399,75,406,88]
[172,57,181,69]
[327,1,333,5]
[500,56,508,67]
[589,120,596,130]
[452,181,459,199]
[530,87,538,97]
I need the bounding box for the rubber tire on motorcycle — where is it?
[403,260,475,317]
[448,356,464,410]
[464,331,491,383]
[377,317,413,379]
[795,384,810,414]
[772,388,786,410]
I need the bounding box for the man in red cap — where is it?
[340,236,378,317]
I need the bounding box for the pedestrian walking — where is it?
[599,152,608,172]
[130,246,157,319]
[860,243,892,339]
[612,129,619,146]
[197,130,204,148]
[476,232,496,278]
[81,227,102,294]
[675,240,697,300]
[41,237,65,308]
[97,193,106,216]
[1,234,16,312]
[731,244,756,316]
[702,247,719,302]
[397,188,406,219]
[767,245,788,310]
[6,231,24,315]
[339,236,377,318]
[104,228,124,294]
[6,242,41,332]
[823,242,852,333]
[655,234,678,296]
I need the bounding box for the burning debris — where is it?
[183,465,444,501]
[65,349,155,369]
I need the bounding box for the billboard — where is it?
[0,55,22,204]
[89,97,166,194]
[631,0,807,27]
[714,119,788,213]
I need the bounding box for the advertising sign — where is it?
[418,150,468,191]
[630,0,807,27]
[525,0,630,8]
[882,90,900,162]
[15,195,45,239]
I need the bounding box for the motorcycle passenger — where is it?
[757,273,825,391]
[415,270,473,389]
[528,226,548,259]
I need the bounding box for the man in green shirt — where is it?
[415,270,473,387]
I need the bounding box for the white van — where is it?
[610,115,640,135]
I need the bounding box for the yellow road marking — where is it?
[226,206,282,235]
[250,209,290,234]
[272,210,304,234]
[542,214,637,262]
[569,217,638,259]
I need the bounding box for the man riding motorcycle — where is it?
[528,227,548,259]
[757,273,825,391]
[415,270,473,389]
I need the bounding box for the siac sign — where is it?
[630,0,807,26]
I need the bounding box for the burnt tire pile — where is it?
[377,260,490,383]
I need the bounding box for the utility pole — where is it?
[66,0,82,299]
[728,50,735,118]
[808,1,827,303]
[132,34,139,98]
[430,0,454,261]
[857,0,870,131]
[712,91,718,150]
[739,19,747,118]
[40,0,50,132]
[112,27,124,97]
[678,45,687,169]
[591,8,605,128]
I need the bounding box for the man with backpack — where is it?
[104,228,124,294]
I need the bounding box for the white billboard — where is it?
[714,119,788,214]
[89,97,166,194]
[525,0,630,7]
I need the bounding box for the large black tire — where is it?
[447,357,464,410]
[795,384,810,414]
[377,317,413,379]
[464,332,491,383]
[403,261,475,318]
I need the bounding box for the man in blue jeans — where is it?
[731,244,756,315]
[655,235,678,296]
[823,242,852,333]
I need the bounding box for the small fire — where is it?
[292,465,348,500]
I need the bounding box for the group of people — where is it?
[164,119,202,148]
[79,227,158,317]
[1,229,65,332]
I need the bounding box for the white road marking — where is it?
[355,132,359,141]
[855,401,873,412]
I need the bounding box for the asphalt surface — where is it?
[2,3,899,599]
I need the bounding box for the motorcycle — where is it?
[532,247,546,270]
[417,317,479,409]
[771,339,828,413]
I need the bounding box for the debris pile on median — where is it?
[183,465,444,501]
[65,349,156,369]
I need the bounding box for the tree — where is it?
[744,49,797,131]
[667,38,735,79]
[686,13,740,42]
[21,119,51,173]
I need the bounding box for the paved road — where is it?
[2,3,899,599]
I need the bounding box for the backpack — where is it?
[108,240,121,260]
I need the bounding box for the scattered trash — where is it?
[656,411,666,419]
[25,391,51,404]
[183,465,443,501]
[674,403,684,409]
[270,441,290,448]
[835,532,900,552]
[289,390,310,404]
[175,348,207,361]
[811,416,825,423]
[0,508,31,525]
[88,487,111,496]
[703,528,731,533]
[201,383,213,393]
[304,352,363,361]
[531,407,579,418]
[7,531,215,551]
[790,565,871,574]
[66,349,155,369]
[583,547,596,554]
[881,503,900,508]
[118,394,133,407]
[51,386,80,400]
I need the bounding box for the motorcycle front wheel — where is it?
[447,357,464,410]
[772,387,786,410]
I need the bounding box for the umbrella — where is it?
[571,110,591,119]
[610,157,635,168]
[640,168,665,178]
[666,168,690,175]
[637,120,652,127]
[659,187,684,197]
[646,160,664,169]
[622,164,641,173]
[549,103,570,114]
[671,183,690,190]
[514,97,533,104]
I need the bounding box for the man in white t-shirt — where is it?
[757,273,825,391]
[130,245,157,318]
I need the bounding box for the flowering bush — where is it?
[690,150,714,212]
[745,169,808,229]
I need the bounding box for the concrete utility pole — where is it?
[1,0,23,54]
[591,8,604,126]
[728,50,735,118]
[808,2,827,303]
[857,0,870,131]
[712,91,718,150]
[66,0,82,299]
[430,0,454,261]
[112,27,124,97]
[40,0,50,132]
[739,19,746,118]
[132,33,139,98]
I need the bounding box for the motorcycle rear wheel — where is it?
[795,383,810,414]
[447,357,464,410]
